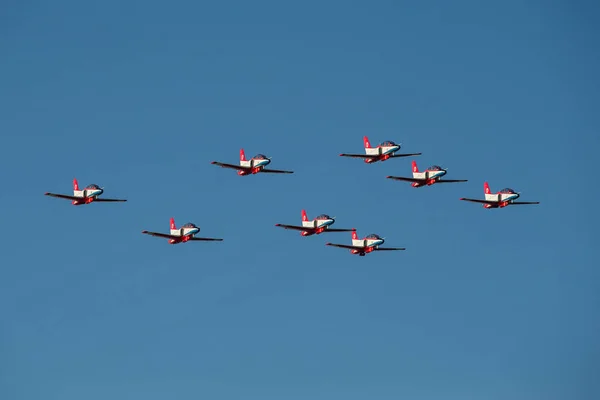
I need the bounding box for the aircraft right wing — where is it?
[375,247,406,251]
[325,243,363,250]
[189,237,224,241]
[95,198,127,202]
[339,153,376,159]
[436,179,468,183]
[261,168,294,174]
[389,152,422,158]
[141,230,178,239]
[211,161,249,171]
[510,201,540,205]
[45,192,78,200]
[459,198,497,204]
[386,176,424,183]
[275,224,308,231]
[324,228,356,232]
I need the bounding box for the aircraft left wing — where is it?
[95,198,127,202]
[211,161,249,171]
[436,179,468,183]
[459,198,497,204]
[389,152,422,158]
[375,247,406,251]
[386,176,423,183]
[510,201,540,205]
[325,243,363,250]
[260,168,294,174]
[190,237,223,241]
[141,230,178,239]
[324,228,356,232]
[275,224,307,231]
[45,192,78,200]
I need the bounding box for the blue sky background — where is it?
[1,1,598,399]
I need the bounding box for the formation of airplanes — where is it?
[44,136,539,256]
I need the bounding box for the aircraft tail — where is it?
[352,230,358,240]
[73,178,79,191]
[240,148,246,162]
[301,209,308,221]
[363,136,371,149]
[170,217,176,230]
[484,182,491,194]
[412,160,419,173]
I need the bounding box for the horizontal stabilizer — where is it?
[459,198,496,204]
[339,153,375,159]
[45,192,78,200]
[211,161,249,170]
[141,231,178,239]
[275,223,305,231]
[386,176,423,183]
[325,243,363,250]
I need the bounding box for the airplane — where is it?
[387,160,468,187]
[141,218,223,244]
[460,182,540,208]
[339,136,421,163]
[275,209,356,236]
[211,149,293,175]
[44,178,127,205]
[326,230,406,256]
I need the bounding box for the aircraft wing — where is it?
[189,237,223,241]
[389,152,422,158]
[45,192,78,200]
[436,179,468,183]
[95,198,127,202]
[459,197,497,204]
[260,168,294,174]
[325,242,363,250]
[339,153,376,159]
[510,201,540,205]
[375,247,406,251]
[324,228,356,232]
[386,176,424,183]
[141,230,178,239]
[211,161,249,170]
[275,223,308,231]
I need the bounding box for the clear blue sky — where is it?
[1,1,598,399]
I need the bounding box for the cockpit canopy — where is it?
[181,223,198,228]
[379,140,397,147]
[498,188,516,194]
[315,214,332,220]
[252,154,269,160]
[426,165,444,171]
[365,234,382,240]
[85,184,101,190]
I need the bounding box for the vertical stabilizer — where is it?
[484,182,491,194]
[412,160,419,173]
[363,136,371,149]
[170,218,176,230]
[301,209,308,221]
[240,148,246,162]
[352,230,358,240]
[73,178,79,191]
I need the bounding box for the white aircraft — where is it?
[45,178,126,205]
[142,218,223,244]
[387,160,468,187]
[460,182,540,208]
[326,230,406,256]
[275,209,355,236]
[211,149,294,175]
[339,136,421,163]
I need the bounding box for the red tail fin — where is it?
[484,182,491,194]
[412,160,419,173]
[73,178,79,191]
[301,209,308,221]
[240,149,246,161]
[352,230,358,240]
[363,136,371,148]
[170,217,176,230]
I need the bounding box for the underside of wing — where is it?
[211,161,247,170]
[389,152,422,158]
[94,198,127,202]
[511,201,540,205]
[326,243,363,250]
[386,176,423,183]
[275,224,308,231]
[45,192,78,200]
[324,228,356,232]
[141,230,178,239]
[436,179,468,183]
[460,198,497,204]
[189,237,224,241]
[260,168,294,174]
[339,153,375,159]
[375,247,406,251]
